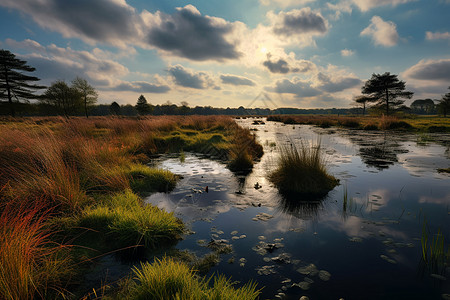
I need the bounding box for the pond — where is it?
[146,118,450,300]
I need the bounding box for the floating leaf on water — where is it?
[430,274,447,281]
[296,281,311,290]
[263,257,271,262]
[228,257,235,264]
[232,236,240,240]
[318,270,331,281]
[258,235,266,240]
[378,231,386,237]
[281,278,292,284]
[211,233,219,239]
[380,255,396,264]
[299,296,310,300]
[253,212,274,222]
[372,194,382,199]
[256,265,277,275]
[231,230,238,235]
[274,238,284,242]
[297,264,318,276]
[442,294,450,300]
[239,258,247,263]
[239,263,245,267]
[349,237,363,243]
[387,249,397,254]
[239,234,247,239]
[217,230,224,235]
[197,239,207,246]
[304,277,314,284]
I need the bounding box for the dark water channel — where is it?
[146,118,450,300]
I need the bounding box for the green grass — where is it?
[421,218,450,268]
[77,190,184,250]
[126,164,178,195]
[116,257,261,300]
[269,141,339,197]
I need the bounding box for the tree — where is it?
[42,80,82,117]
[0,49,45,117]
[361,72,413,115]
[437,87,450,117]
[135,95,152,115]
[354,95,373,115]
[72,77,98,118]
[110,101,121,115]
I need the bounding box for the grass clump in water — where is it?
[117,257,261,300]
[126,164,178,195]
[269,141,338,197]
[77,190,184,250]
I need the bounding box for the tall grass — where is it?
[0,204,71,300]
[269,140,338,197]
[421,217,449,268]
[119,257,261,300]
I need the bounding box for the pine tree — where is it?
[0,49,45,117]
[72,77,98,118]
[135,94,152,115]
[361,72,413,115]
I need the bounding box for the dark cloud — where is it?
[404,59,450,81]
[273,8,327,36]
[263,58,291,74]
[266,79,321,98]
[112,81,170,93]
[147,5,241,61]
[316,72,362,92]
[220,75,255,86]
[168,65,210,89]
[0,0,137,46]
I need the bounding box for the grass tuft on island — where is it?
[269,141,339,198]
[115,257,261,300]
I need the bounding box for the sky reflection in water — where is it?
[146,118,450,300]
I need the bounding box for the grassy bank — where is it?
[266,115,450,132]
[0,116,262,299]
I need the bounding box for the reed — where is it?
[269,140,338,197]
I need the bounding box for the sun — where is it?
[260,47,268,54]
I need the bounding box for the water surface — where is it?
[147,118,450,300]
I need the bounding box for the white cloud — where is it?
[259,0,315,7]
[425,31,450,40]
[341,49,355,56]
[361,16,399,47]
[351,0,416,12]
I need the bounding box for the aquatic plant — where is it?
[421,217,450,269]
[269,140,338,197]
[119,257,261,300]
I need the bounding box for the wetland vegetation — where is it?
[0,114,449,299]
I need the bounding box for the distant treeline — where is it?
[0,99,439,117]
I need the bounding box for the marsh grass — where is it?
[119,257,261,300]
[269,140,338,197]
[421,218,450,269]
[0,204,72,300]
[77,190,184,250]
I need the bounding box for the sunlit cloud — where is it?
[351,0,417,12]
[403,59,450,82]
[341,49,355,57]
[168,65,218,90]
[259,0,315,8]
[425,31,450,40]
[220,74,256,86]
[361,16,399,47]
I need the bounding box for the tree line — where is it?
[2,49,450,117]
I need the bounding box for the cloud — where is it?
[315,72,362,93]
[112,81,170,93]
[341,49,355,56]
[361,16,399,47]
[0,2,241,61]
[271,8,328,37]
[403,59,450,82]
[0,0,138,48]
[262,54,314,74]
[259,0,314,7]
[266,78,321,98]
[220,75,255,86]
[425,31,450,40]
[143,5,241,61]
[168,65,216,89]
[351,0,416,12]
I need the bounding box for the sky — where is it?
[0,0,449,109]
